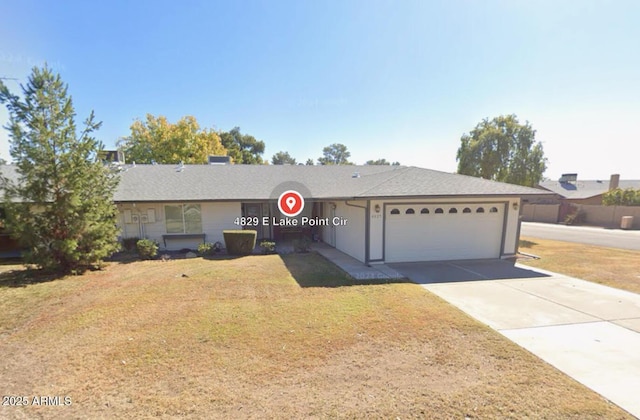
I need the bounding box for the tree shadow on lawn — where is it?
[0,263,67,288]
[281,252,410,288]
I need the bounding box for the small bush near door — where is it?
[136,239,159,259]
[259,240,277,254]
[121,237,140,252]
[293,236,311,253]
[223,230,257,255]
[198,242,222,256]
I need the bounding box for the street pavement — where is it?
[521,222,640,250]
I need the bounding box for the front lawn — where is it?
[0,253,630,418]
[519,237,640,294]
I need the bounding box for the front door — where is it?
[244,203,270,240]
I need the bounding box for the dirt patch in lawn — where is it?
[0,253,631,419]
[519,237,640,294]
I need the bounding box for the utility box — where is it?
[621,216,634,230]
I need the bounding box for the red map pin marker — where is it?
[278,190,304,217]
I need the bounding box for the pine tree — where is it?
[0,66,120,273]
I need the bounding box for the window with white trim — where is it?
[165,204,202,234]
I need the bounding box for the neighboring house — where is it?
[523,173,640,226]
[1,164,548,264]
[538,173,640,205]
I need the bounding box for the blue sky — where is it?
[2,0,639,179]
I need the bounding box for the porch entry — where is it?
[241,203,271,240]
[241,201,326,242]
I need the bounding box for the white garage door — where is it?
[385,203,504,263]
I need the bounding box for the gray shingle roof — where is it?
[539,179,640,199]
[1,164,550,202]
[111,164,547,201]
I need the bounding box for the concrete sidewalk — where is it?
[409,262,640,418]
[312,242,404,281]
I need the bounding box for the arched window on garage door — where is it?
[449,208,458,213]
[390,208,400,215]
[463,207,471,213]
[420,208,429,214]
[405,208,415,214]
[435,208,444,214]
[490,207,498,213]
[476,207,485,213]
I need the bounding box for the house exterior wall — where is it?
[320,202,334,246]
[333,200,366,263]
[117,202,241,250]
[116,196,524,258]
[502,199,520,255]
[567,196,604,205]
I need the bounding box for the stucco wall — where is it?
[575,205,640,229]
[502,199,520,255]
[369,200,384,261]
[522,204,560,223]
[117,202,241,250]
[568,196,604,205]
[333,201,366,263]
[522,203,640,229]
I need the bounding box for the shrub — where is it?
[198,242,217,256]
[293,236,312,253]
[603,188,640,206]
[259,240,277,254]
[223,230,257,256]
[564,210,585,225]
[136,239,158,259]
[121,237,140,252]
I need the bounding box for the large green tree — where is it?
[118,114,226,164]
[219,127,265,164]
[318,143,351,165]
[366,158,401,165]
[271,151,297,165]
[456,114,547,187]
[0,66,120,273]
[603,188,640,206]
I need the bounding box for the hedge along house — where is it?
[111,164,548,264]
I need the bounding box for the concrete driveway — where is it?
[390,260,640,418]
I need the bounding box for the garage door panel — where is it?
[385,204,503,263]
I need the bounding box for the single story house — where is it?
[522,173,640,225]
[110,164,547,264]
[537,173,640,205]
[1,163,549,263]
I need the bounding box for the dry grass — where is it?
[0,253,631,419]
[519,237,640,294]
